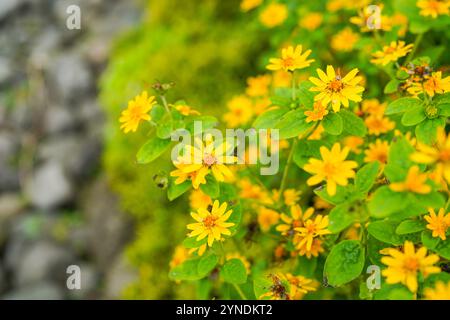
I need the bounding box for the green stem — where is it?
[444,196,450,212]
[405,33,424,64]
[160,95,172,119]
[291,71,296,102]
[232,283,248,300]
[278,139,297,205]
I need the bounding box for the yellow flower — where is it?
[371,41,414,66]
[238,178,274,205]
[259,274,290,300]
[267,45,314,72]
[331,28,360,52]
[365,114,395,136]
[189,189,212,210]
[240,0,262,12]
[246,74,271,97]
[411,127,450,185]
[303,143,358,196]
[407,71,450,97]
[350,5,392,32]
[283,189,301,206]
[390,165,431,194]
[364,139,389,165]
[424,281,450,300]
[226,253,251,274]
[299,12,323,31]
[309,65,364,112]
[189,244,207,256]
[272,70,292,87]
[424,208,450,240]
[285,273,317,299]
[304,102,329,123]
[170,136,236,189]
[343,136,364,154]
[295,214,331,251]
[276,205,314,236]
[381,241,440,292]
[169,245,190,269]
[119,91,156,133]
[258,207,280,232]
[307,124,324,140]
[361,98,387,116]
[417,0,450,18]
[175,104,200,116]
[223,95,254,128]
[187,200,235,247]
[253,97,272,115]
[259,3,288,28]
[295,238,324,258]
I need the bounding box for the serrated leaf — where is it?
[136,137,171,164]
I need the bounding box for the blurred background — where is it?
[0,0,261,299]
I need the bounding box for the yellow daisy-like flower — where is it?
[424,208,450,240]
[283,189,301,206]
[175,104,200,116]
[417,0,450,18]
[238,178,274,205]
[189,189,212,210]
[361,98,387,117]
[258,207,280,232]
[371,41,414,66]
[119,91,156,133]
[381,241,440,292]
[304,102,329,123]
[331,28,360,52]
[309,65,364,112]
[343,136,364,154]
[285,273,317,299]
[295,215,331,251]
[390,165,431,194]
[169,245,190,269]
[424,281,450,300]
[407,71,450,97]
[170,136,236,189]
[259,3,288,28]
[276,205,314,236]
[253,97,272,115]
[364,139,389,165]
[299,12,323,31]
[296,238,325,258]
[246,74,272,97]
[410,127,450,185]
[223,95,254,128]
[365,114,395,136]
[266,45,314,72]
[187,200,235,247]
[272,70,292,87]
[240,0,263,12]
[303,143,358,196]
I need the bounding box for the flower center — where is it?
[328,79,343,92]
[323,162,337,177]
[385,46,396,54]
[283,57,295,68]
[439,149,450,161]
[404,258,419,272]
[203,153,217,166]
[203,215,217,228]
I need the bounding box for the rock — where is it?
[0,193,24,219]
[3,281,63,300]
[81,177,132,270]
[0,162,20,192]
[0,0,23,22]
[29,27,61,70]
[48,53,92,104]
[15,241,75,287]
[0,56,13,85]
[0,265,6,294]
[44,105,79,134]
[104,254,137,299]
[26,161,73,210]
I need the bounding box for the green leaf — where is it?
[438,103,450,117]
[295,256,318,278]
[340,110,367,137]
[401,106,426,126]
[422,230,440,250]
[198,254,219,275]
[324,240,365,287]
[297,82,315,107]
[157,119,174,139]
[328,204,355,233]
[150,104,165,122]
[182,235,207,249]
[386,97,422,115]
[434,92,450,105]
[355,162,380,194]
[253,107,288,129]
[314,184,358,206]
[275,109,313,139]
[374,283,414,300]
[221,259,247,284]
[415,118,445,144]
[200,175,220,198]
[322,112,343,135]
[367,220,420,245]
[395,220,426,235]
[136,137,171,164]
[384,79,400,94]
[227,203,242,234]
[293,140,330,168]
[368,186,408,218]
[253,275,277,299]
[185,116,218,133]
[167,178,191,201]
[387,137,414,173]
